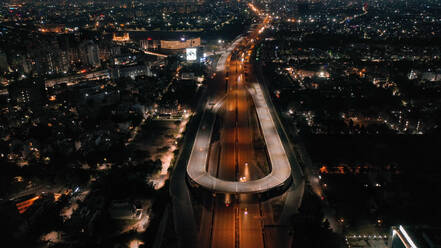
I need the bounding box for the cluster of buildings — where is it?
[249,1,441,247]
[261,0,441,40]
[255,0,441,135]
[0,0,253,246]
[0,34,113,77]
[0,19,211,246]
[0,0,242,187]
[1,0,249,33]
[0,11,214,186]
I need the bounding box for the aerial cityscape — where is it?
[1,0,441,247]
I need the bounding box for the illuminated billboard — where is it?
[186,48,197,61]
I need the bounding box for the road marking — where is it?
[235,207,240,248]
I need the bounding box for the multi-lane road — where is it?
[195,17,297,247]
[199,42,298,247]
[171,11,305,248]
[209,49,267,248]
[186,20,292,194]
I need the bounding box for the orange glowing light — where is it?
[112,33,130,42]
[16,195,41,214]
[54,193,62,202]
[337,166,345,174]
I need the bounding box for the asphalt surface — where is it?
[172,14,306,248]
[186,45,292,194]
[209,51,266,248]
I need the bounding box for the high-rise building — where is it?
[79,41,101,68]
[0,51,9,73]
[8,78,45,113]
[110,46,122,57]
[140,39,160,50]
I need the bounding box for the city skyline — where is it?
[1,0,441,248]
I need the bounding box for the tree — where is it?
[290,191,344,248]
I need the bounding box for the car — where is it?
[224,194,231,207]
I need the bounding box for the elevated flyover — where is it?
[187,16,291,194]
[186,76,291,194]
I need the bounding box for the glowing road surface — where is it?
[186,76,291,194]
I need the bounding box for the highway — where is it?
[186,20,292,194]
[209,49,267,248]
[198,16,298,247]
[171,8,305,248]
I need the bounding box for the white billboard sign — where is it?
[186,48,197,61]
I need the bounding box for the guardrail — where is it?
[185,82,292,194]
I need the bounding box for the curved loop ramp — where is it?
[186,82,292,194]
